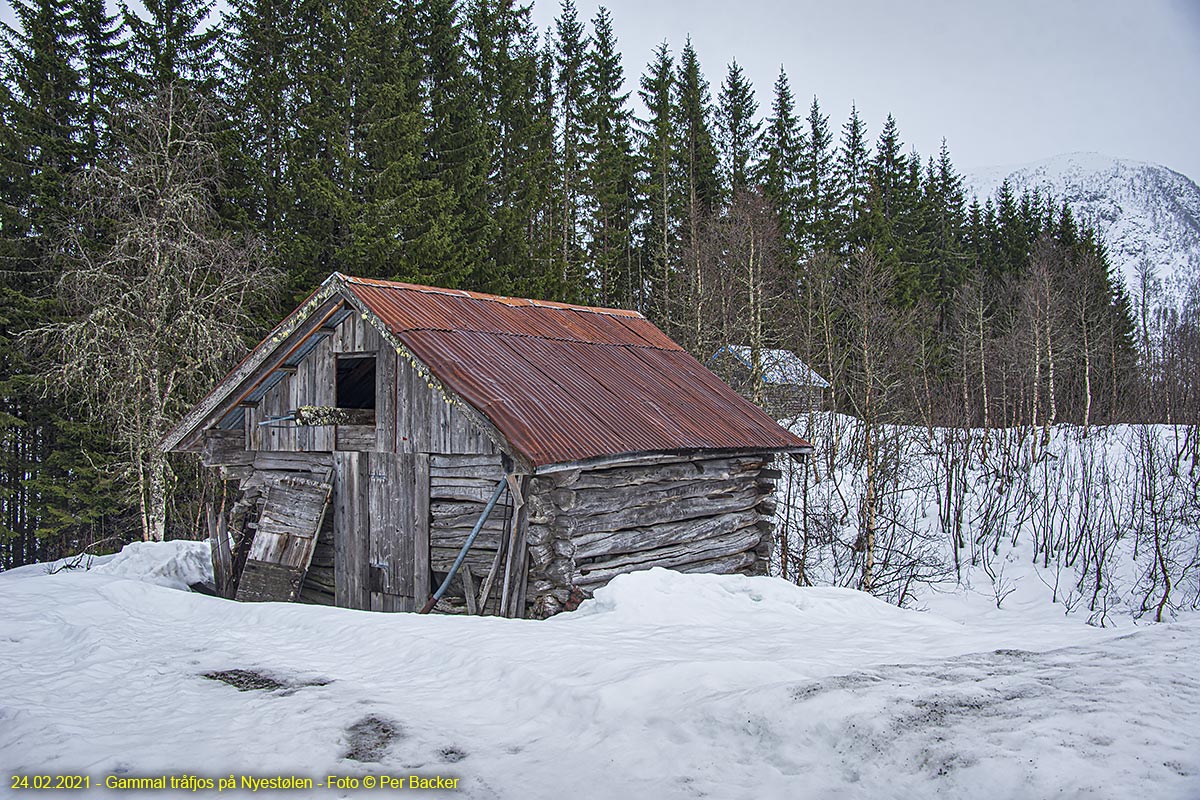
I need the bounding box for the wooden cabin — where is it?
[162,274,811,618]
[711,346,831,419]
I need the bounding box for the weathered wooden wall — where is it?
[246,313,500,457]
[426,455,517,616]
[523,453,778,618]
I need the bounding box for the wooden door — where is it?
[333,451,430,612]
[235,469,333,603]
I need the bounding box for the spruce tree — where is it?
[835,102,871,251]
[581,6,637,308]
[715,59,759,196]
[552,0,589,301]
[124,0,221,92]
[414,0,492,287]
[671,37,719,349]
[672,37,720,216]
[463,0,543,289]
[923,140,968,308]
[755,66,802,262]
[1,0,124,565]
[74,0,125,170]
[221,0,298,241]
[636,41,676,323]
[797,95,838,255]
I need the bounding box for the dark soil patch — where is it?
[202,669,331,693]
[343,715,403,763]
[203,669,288,691]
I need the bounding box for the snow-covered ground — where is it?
[2,541,1198,799]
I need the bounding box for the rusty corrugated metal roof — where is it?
[341,275,809,467]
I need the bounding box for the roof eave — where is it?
[159,273,348,453]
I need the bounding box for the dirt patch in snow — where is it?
[343,715,402,763]
[202,669,330,693]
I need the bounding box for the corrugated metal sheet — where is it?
[342,275,809,467]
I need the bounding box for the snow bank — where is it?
[4,562,1196,799]
[578,566,918,627]
[0,540,212,591]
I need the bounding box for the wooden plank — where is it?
[429,454,502,471]
[336,425,376,451]
[430,483,504,503]
[562,456,764,490]
[334,451,371,610]
[377,350,397,453]
[366,452,417,611]
[253,451,333,472]
[202,430,251,467]
[430,547,499,574]
[414,452,431,605]
[548,477,753,517]
[462,564,478,615]
[205,503,232,596]
[236,560,305,602]
[500,474,529,618]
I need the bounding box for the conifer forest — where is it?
[2,0,1197,615]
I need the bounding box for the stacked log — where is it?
[525,453,778,617]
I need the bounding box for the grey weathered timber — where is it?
[206,503,234,596]
[368,451,417,611]
[252,451,333,472]
[334,451,371,610]
[232,467,332,603]
[536,487,763,537]
[163,285,346,452]
[414,452,431,602]
[500,474,530,618]
[571,508,763,560]
[546,477,756,517]
[573,525,763,586]
[236,560,308,602]
[337,425,377,452]
[462,565,478,615]
[555,456,765,490]
[298,511,336,606]
[202,430,252,467]
[172,274,802,620]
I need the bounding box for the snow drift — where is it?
[1,543,1197,799]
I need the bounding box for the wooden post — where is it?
[414,453,431,603]
[206,502,235,598]
[462,565,478,615]
[500,474,530,618]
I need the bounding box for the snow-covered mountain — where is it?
[965,153,1200,313]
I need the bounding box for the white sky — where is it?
[529,0,1200,179]
[3,0,1198,180]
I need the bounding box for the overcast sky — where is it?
[529,0,1200,180]
[3,0,1197,180]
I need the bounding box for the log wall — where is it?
[523,453,778,618]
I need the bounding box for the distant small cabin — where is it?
[711,346,831,419]
[163,274,811,618]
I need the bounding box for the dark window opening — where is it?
[336,355,377,410]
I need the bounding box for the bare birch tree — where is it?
[35,86,276,542]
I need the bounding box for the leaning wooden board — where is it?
[236,469,334,603]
